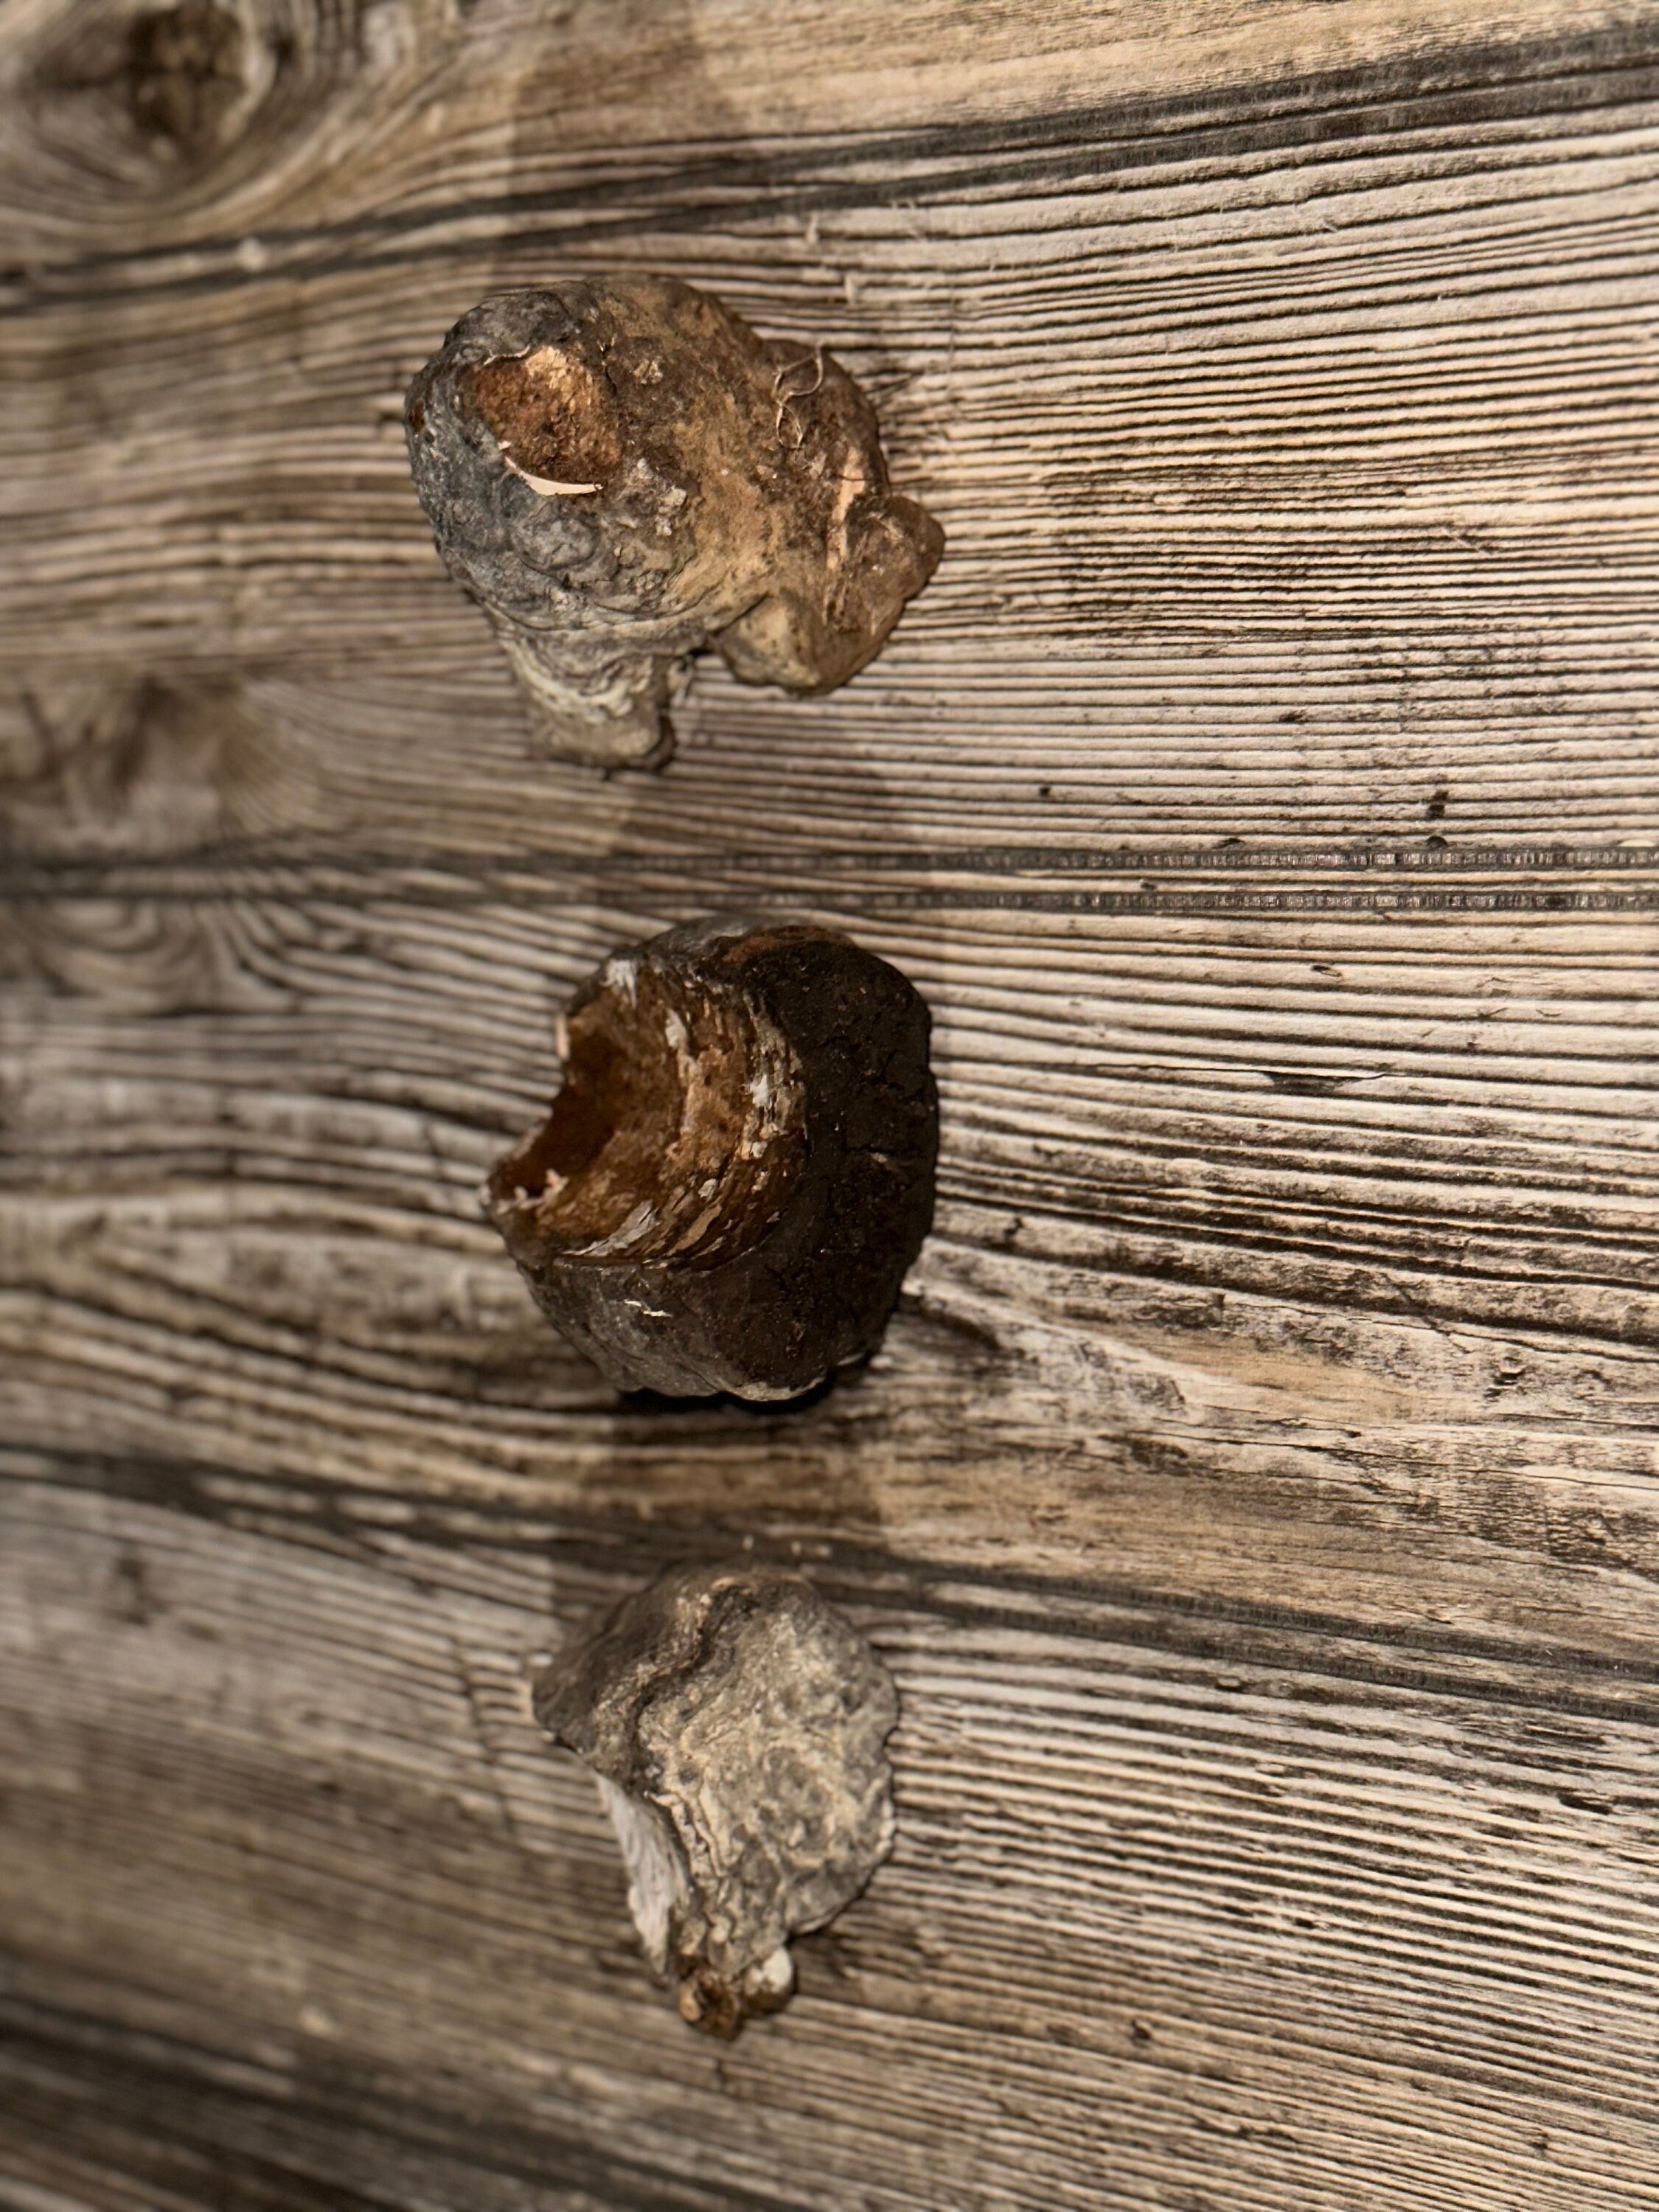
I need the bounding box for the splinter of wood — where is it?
[535,1562,899,2035]
[404,276,943,766]
[484,916,937,1399]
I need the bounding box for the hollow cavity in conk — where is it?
[483,916,938,1400]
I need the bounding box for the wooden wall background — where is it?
[4,1,1659,2204]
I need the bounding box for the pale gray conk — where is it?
[534,1562,899,2035]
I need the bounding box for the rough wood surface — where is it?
[4,1,1659,2206]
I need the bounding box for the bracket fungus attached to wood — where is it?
[535,1563,899,2034]
[405,276,942,765]
[484,916,936,1399]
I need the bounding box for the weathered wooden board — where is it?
[4,1,1659,2205]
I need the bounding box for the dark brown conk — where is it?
[534,1562,900,2035]
[404,276,943,765]
[484,917,937,1399]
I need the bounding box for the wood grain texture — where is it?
[4,0,1659,2205]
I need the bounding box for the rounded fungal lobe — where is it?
[484,916,937,1399]
[405,276,943,765]
[535,1563,900,2035]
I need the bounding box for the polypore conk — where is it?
[404,276,944,766]
[535,1563,900,2036]
[483,915,937,1399]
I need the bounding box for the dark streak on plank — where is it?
[0,1997,797,2212]
[8,27,1659,310]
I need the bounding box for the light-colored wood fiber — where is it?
[4,1,1659,2205]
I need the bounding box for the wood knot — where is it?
[125,0,246,158]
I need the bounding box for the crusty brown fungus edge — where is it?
[483,915,938,1401]
[406,276,943,766]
